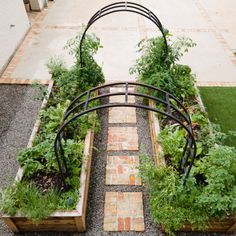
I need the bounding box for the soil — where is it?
[26,171,64,193]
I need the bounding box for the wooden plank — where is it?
[148,100,165,166]
[227,221,236,233]
[74,216,85,232]
[18,224,77,232]
[14,218,75,226]
[2,218,20,233]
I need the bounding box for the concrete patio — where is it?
[0,0,236,85]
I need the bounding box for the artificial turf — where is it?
[199,87,236,147]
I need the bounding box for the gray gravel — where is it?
[0,85,43,236]
[75,94,160,235]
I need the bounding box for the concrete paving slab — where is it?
[178,31,236,83]
[222,30,236,51]
[43,0,140,27]
[11,28,76,81]
[142,0,209,30]
[2,0,236,86]
[94,28,141,81]
[199,0,236,31]
[199,0,236,51]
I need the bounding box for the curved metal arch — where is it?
[88,2,163,27]
[54,82,196,189]
[65,82,191,123]
[79,2,168,66]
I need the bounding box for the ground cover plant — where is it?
[199,86,236,147]
[131,32,236,234]
[0,31,104,222]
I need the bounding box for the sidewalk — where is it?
[0,0,236,86]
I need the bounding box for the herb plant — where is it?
[133,33,236,234]
[0,30,104,221]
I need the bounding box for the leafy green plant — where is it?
[130,34,197,103]
[194,145,236,216]
[139,155,208,235]
[1,29,104,220]
[134,32,236,234]
[0,182,58,222]
[140,150,236,235]
[158,124,186,167]
[47,31,104,105]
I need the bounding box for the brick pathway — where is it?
[104,192,144,231]
[103,86,145,232]
[105,156,141,185]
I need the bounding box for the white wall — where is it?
[0,0,30,75]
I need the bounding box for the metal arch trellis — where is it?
[54,82,197,189]
[53,2,197,189]
[79,1,168,66]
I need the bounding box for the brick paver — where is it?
[106,156,141,185]
[104,192,145,231]
[107,127,139,151]
[109,87,135,103]
[109,107,136,123]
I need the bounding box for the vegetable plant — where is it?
[133,32,236,234]
[0,30,104,221]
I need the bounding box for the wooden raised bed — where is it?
[1,82,95,233]
[148,100,236,234]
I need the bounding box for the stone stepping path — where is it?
[109,107,137,123]
[107,127,139,151]
[103,86,145,232]
[105,156,141,185]
[104,192,145,232]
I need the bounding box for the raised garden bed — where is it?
[148,106,236,233]
[130,33,236,234]
[0,31,104,233]
[1,82,95,233]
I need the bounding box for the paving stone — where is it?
[109,87,136,103]
[109,107,136,123]
[104,192,145,232]
[107,127,139,151]
[106,156,141,185]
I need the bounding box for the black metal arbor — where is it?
[54,2,197,188]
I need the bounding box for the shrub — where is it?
[130,34,197,102]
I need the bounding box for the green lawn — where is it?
[199,87,236,147]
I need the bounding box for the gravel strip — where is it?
[75,93,160,236]
[0,85,43,236]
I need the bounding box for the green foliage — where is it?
[158,124,186,167]
[140,151,236,234]
[47,31,104,105]
[194,145,236,216]
[139,155,208,235]
[130,34,197,102]
[134,33,236,234]
[1,30,104,220]
[17,134,57,177]
[0,182,58,222]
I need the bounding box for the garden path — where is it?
[70,86,159,235]
[104,86,145,232]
